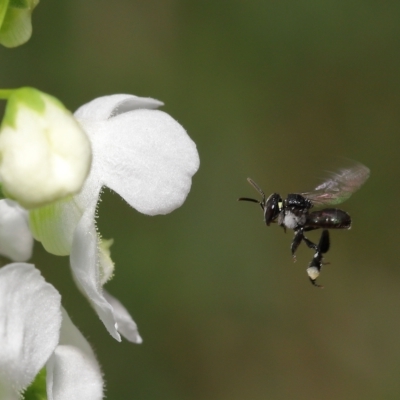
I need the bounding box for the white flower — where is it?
[0,199,33,261]
[0,263,103,400]
[29,94,200,341]
[0,87,92,209]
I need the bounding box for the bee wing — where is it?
[302,162,370,206]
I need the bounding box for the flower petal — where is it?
[70,207,121,341]
[0,199,33,261]
[88,108,199,215]
[46,308,103,400]
[70,208,143,343]
[0,263,62,394]
[103,291,142,344]
[74,94,164,122]
[0,383,19,400]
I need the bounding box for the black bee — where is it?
[238,163,370,287]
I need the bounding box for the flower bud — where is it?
[0,87,92,209]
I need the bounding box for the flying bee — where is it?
[238,162,370,286]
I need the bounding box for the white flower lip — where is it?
[0,89,92,209]
[70,205,142,343]
[0,263,62,395]
[0,263,103,399]
[70,206,123,342]
[29,93,199,341]
[71,94,200,339]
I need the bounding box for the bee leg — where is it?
[291,229,304,261]
[307,251,325,288]
[291,228,318,258]
[317,229,330,254]
[307,230,330,288]
[302,235,318,251]
[301,226,320,252]
[309,277,324,288]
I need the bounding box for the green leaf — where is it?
[23,368,47,400]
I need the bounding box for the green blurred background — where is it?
[2,1,400,399]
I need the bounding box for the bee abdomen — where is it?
[306,209,351,229]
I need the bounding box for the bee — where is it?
[239,163,370,287]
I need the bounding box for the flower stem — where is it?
[0,89,15,99]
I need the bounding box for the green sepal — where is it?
[0,183,6,200]
[0,0,10,30]
[22,368,47,400]
[1,87,65,129]
[29,195,80,256]
[0,0,39,48]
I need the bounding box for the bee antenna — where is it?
[238,178,266,210]
[237,197,260,204]
[246,178,266,199]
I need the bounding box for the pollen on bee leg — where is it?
[307,266,320,280]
